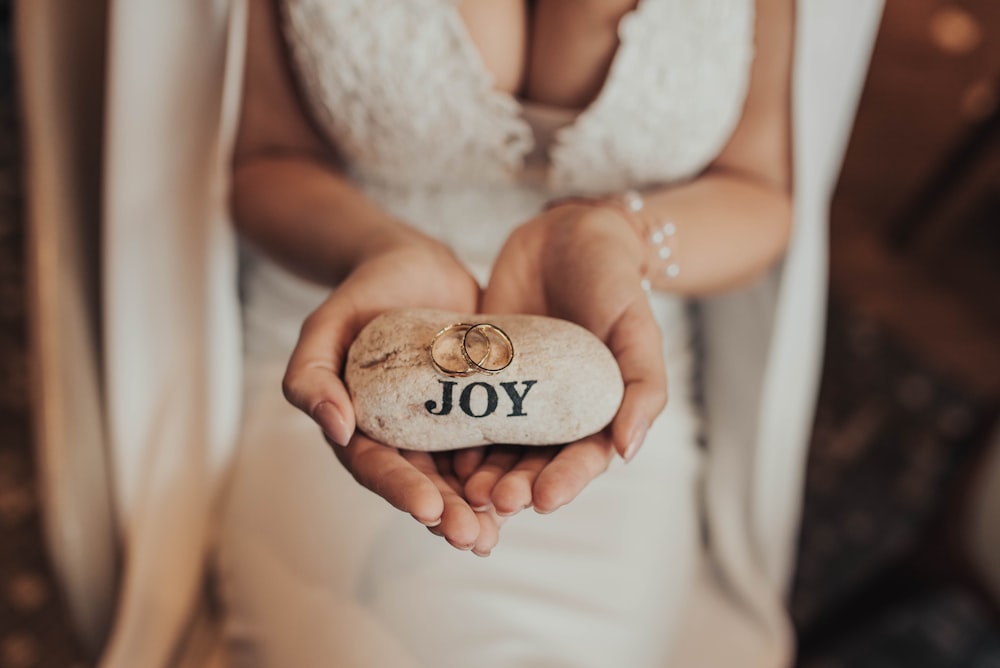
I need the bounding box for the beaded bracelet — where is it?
[546,189,680,291]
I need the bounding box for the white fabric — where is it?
[16,1,885,666]
[96,1,248,663]
[968,428,1000,603]
[15,0,117,649]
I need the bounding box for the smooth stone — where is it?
[345,309,624,451]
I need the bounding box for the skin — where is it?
[233,0,794,557]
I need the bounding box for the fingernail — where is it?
[496,504,527,518]
[623,424,648,463]
[313,402,351,446]
[471,503,492,513]
[414,514,442,528]
[472,549,492,558]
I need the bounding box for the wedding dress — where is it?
[216,1,752,665]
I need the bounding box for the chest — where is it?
[282,0,755,192]
[457,0,639,108]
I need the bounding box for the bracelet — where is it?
[545,190,680,291]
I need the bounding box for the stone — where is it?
[345,309,624,451]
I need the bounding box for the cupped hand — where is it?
[474,203,668,515]
[283,231,502,554]
[336,432,506,556]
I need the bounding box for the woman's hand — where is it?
[474,203,668,515]
[283,231,478,445]
[282,232,503,555]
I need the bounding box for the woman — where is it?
[220,0,803,665]
[18,1,883,666]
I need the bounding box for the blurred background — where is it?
[1,1,998,666]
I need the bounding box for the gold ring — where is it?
[429,323,491,377]
[462,323,514,374]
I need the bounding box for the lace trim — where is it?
[549,0,755,193]
[282,0,533,187]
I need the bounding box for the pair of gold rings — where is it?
[429,322,514,377]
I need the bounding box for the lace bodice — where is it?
[281,0,754,195]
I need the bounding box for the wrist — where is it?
[545,191,680,291]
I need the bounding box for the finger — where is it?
[433,460,471,500]
[282,293,363,446]
[431,451,457,483]
[471,507,507,557]
[605,297,668,461]
[463,446,523,511]
[491,446,559,516]
[438,489,482,550]
[452,446,488,484]
[402,450,481,550]
[532,435,615,514]
[341,437,444,526]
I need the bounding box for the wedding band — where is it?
[462,323,514,374]
[429,323,491,377]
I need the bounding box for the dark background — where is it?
[1,1,999,666]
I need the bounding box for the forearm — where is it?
[637,170,793,296]
[232,155,423,286]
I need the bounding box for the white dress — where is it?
[216,1,753,666]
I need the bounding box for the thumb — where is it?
[282,291,363,446]
[605,297,668,461]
